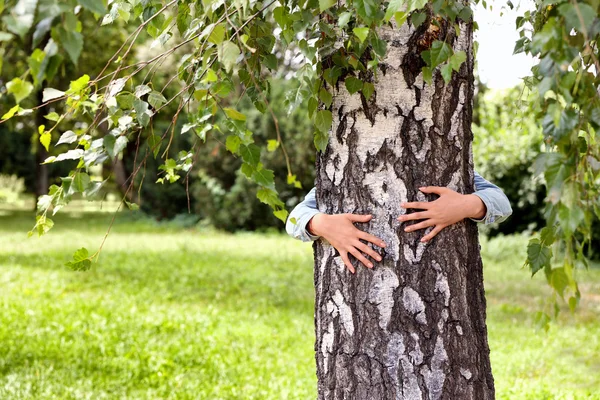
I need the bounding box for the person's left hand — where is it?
[397,186,486,243]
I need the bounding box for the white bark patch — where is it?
[400,358,423,399]
[402,287,427,325]
[408,333,424,365]
[448,168,463,192]
[332,290,354,336]
[435,271,450,307]
[321,321,335,373]
[456,325,463,335]
[403,242,427,265]
[421,336,448,400]
[460,368,472,380]
[375,69,416,116]
[385,332,405,400]
[368,267,400,330]
[413,79,435,131]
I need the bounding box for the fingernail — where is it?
[419,187,425,190]
[376,256,381,261]
[368,263,373,268]
[381,242,387,247]
[404,227,410,232]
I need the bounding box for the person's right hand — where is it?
[308,213,387,274]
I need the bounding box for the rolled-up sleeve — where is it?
[470,172,513,225]
[286,187,321,242]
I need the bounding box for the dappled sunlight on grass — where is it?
[1,211,599,398]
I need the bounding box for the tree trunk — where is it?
[313,19,495,400]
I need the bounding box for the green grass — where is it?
[0,210,599,399]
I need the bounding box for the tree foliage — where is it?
[0,0,599,316]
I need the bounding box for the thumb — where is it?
[347,213,372,222]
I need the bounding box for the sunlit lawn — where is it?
[1,209,599,399]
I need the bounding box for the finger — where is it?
[419,186,450,195]
[340,252,356,274]
[347,213,372,223]
[401,201,430,210]
[349,248,374,269]
[358,231,387,248]
[404,219,435,232]
[397,211,429,222]
[354,241,382,262]
[421,225,445,242]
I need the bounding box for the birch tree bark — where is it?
[313,18,495,400]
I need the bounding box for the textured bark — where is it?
[313,20,494,400]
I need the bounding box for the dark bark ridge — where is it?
[313,20,495,400]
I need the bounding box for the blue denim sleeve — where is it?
[470,171,513,224]
[286,187,321,242]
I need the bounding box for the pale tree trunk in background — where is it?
[313,19,495,400]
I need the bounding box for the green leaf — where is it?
[319,88,333,107]
[314,130,329,152]
[56,130,77,145]
[338,12,352,27]
[257,187,283,207]
[558,3,595,34]
[148,90,167,109]
[273,209,288,223]
[240,144,261,167]
[218,40,240,73]
[57,27,83,65]
[134,99,151,127]
[77,0,107,15]
[72,172,91,193]
[550,267,569,297]
[40,132,51,152]
[147,134,161,158]
[394,12,408,27]
[385,0,403,22]
[252,168,275,189]
[267,140,279,152]
[208,23,225,44]
[371,37,387,57]
[65,247,92,271]
[7,78,33,103]
[67,75,90,94]
[226,135,241,154]
[407,0,428,12]
[2,105,19,120]
[353,27,370,43]
[45,112,60,121]
[441,64,453,83]
[527,238,552,276]
[422,67,432,84]
[355,0,378,21]
[422,41,453,69]
[224,107,246,121]
[345,76,363,94]
[104,135,128,159]
[411,11,426,28]
[315,110,332,133]
[319,0,336,12]
[449,51,467,71]
[362,82,375,100]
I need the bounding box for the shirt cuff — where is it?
[296,210,322,242]
[469,192,497,224]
